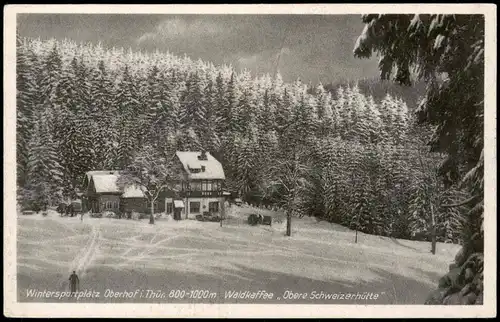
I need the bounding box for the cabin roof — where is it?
[175,151,225,180]
[85,170,120,181]
[86,173,144,196]
[91,173,121,194]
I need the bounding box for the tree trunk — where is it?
[149,199,155,225]
[430,203,436,255]
[430,226,437,255]
[355,205,361,243]
[220,200,225,227]
[286,212,292,237]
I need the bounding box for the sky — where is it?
[17,14,380,85]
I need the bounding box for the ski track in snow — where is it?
[76,223,101,277]
[19,214,459,295]
[58,221,101,292]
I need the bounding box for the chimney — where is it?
[201,166,206,172]
[198,150,207,161]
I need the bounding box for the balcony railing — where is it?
[183,191,223,198]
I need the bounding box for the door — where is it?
[174,208,182,220]
[92,200,99,213]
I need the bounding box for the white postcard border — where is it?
[3,4,497,318]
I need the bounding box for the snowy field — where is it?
[17,205,460,304]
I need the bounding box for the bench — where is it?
[248,214,272,226]
[247,214,259,226]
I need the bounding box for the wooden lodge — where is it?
[82,151,226,219]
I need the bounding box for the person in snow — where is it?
[69,271,79,295]
[56,203,66,216]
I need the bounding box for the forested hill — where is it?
[324,78,427,111]
[17,37,469,243]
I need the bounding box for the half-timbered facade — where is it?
[171,151,225,219]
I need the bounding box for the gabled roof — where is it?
[86,170,120,179]
[86,172,145,197]
[84,170,120,186]
[175,151,225,180]
[91,173,121,194]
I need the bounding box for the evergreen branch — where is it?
[441,194,481,208]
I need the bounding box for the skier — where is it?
[69,271,79,296]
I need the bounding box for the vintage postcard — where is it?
[3,4,497,318]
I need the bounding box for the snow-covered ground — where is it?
[17,206,460,304]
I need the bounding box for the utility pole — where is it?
[220,199,225,228]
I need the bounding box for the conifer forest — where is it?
[15,13,486,307]
[17,36,467,243]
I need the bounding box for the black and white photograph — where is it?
[3,4,496,318]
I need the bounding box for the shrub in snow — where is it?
[248,214,262,226]
[103,211,116,218]
[273,216,284,224]
[131,211,140,220]
[46,209,59,217]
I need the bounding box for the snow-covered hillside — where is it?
[17,208,460,304]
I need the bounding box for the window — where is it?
[202,180,213,191]
[113,201,119,209]
[209,201,219,213]
[191,181,201,191]
[166,202,173,214]
[105,201,113,209]
[189,166,201,173]
[190,202,200,214]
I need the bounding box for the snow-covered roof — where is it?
[85,170,120,185]
[91,173,121,193]
[86,170,120,178]
[122,185,145,198]
[86,172,141,196]
[175,151,225,180]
